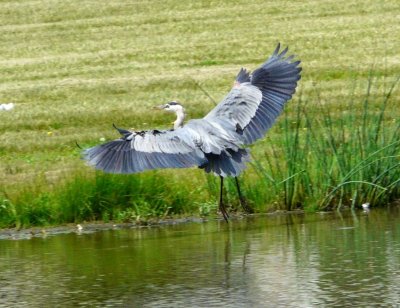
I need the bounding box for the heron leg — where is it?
[235,177,254,214]
[219,176,229,222]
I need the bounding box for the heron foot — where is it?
[219,201,230,223]
[239,196,254,214]
[234,177,254,214]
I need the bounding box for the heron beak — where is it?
[153,104,166,110]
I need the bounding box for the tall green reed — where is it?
[251,75,400,211]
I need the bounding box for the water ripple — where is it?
[0,208,399,307]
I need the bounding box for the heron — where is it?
[83,43,301,221]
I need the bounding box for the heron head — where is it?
[154,101,184,113]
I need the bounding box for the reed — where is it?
[249,75,400,212]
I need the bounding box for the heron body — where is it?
[83,44,301,220]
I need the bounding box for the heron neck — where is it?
[174,109,185,129]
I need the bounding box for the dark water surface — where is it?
[1,208,400,307]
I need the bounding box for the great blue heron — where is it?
[83,43,301,221]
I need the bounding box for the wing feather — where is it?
[83,127,207,174]
[205,43,301,145]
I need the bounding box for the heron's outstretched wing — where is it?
[83,126,207,174]
[204,43,301,144]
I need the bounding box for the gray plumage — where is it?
[83,43,301,178]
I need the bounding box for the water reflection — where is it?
[0,208,399,307]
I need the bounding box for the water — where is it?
[1,208,399,307]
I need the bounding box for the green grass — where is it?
[1,76,398,228]
[0,172,209,228]
[0,0,399,228]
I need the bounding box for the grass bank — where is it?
[1,76,399,228]
[0,0,399,228]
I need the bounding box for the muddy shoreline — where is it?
[0,216,213,240]
[2,203,399,241]
[0,210,304,240]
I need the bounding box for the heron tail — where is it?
[200,148,250,177]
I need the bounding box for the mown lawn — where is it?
[0,0,399,227]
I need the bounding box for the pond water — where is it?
[1,208,399,307]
